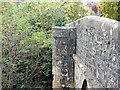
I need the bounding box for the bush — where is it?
[2,2,53,88]
[54,17,72,26]
[98,1,120,21]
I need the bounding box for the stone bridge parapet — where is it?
[52,16,120,89]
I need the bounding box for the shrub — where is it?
[98,1,120,21]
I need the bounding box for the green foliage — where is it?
[61,2,88,21]
[54,17,72,26]
[2,2,53,88]
[98,1,120,21]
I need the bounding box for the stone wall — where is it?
[0,13,2,90]
[52,16,120,88]
[52,27,76,88]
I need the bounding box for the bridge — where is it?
[52,16,120,88]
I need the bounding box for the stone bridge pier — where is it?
[0,32,1,90]
[52,27,76,88]
[52,16,120,89]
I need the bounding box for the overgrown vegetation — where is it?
[98,1,120,21]
[1,2,90,88]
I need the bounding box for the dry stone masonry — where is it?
[0,13,2,90]
[52,16,120,89]
[52,27,76,88]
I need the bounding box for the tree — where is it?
[98,1,120,21]
[61,2,88,21]
[86,2,100,14]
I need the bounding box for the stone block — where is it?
[52,27,76,38]
[52,60,73,77]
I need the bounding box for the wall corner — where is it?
[52,26,76,88]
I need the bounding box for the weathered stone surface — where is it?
[52,26,76,38]
[0,13,2,90]
[52,27,76,88]
[52,16,120,89]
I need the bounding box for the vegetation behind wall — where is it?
[98,1,120,21]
